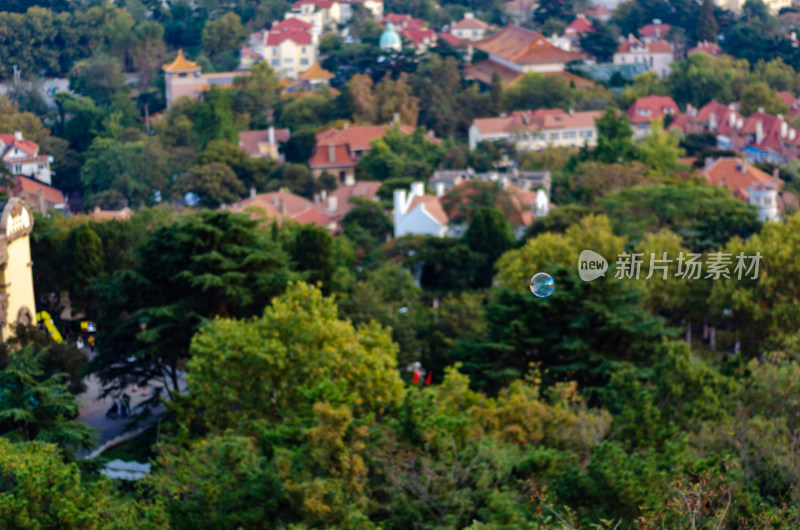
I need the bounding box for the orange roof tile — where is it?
[512,34,586,64]
[162,50,200,72]
[12,176,66,205]
[315,124,415,150]
[473,25,539,61]
[408,195,448,225]
[0,134,39,157]
[473,108,604,134]
[298,61,334,79]
[309,144,354,168]
[452,15,489,30]
[238,129,291,156]
[272,17,314,31]
[702,158,781,201]
[627,95,679,124]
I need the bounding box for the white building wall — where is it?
[613,51,674,78]
[396,206,444,237]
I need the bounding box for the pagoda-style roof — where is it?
[298,62,334,80]
[162,50,201,72]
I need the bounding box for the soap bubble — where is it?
[530,272,554,298]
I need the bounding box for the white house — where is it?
[1,132,53,185]
[394,182,449,237]
[451,13,488,41]
[285,0,341,33]
[613,35,674,78]
[469,109,604,151]
[248,23,318,79]
[747,183,780,222]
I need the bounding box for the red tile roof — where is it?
[272,18,314,31]
[566,15,593,35]
[702,158,780,201]
[240,47,261,60]
[408,194,448,225]
[473,108,604,134]
[382,13,426,30]
[238,129,291,156]
[293,206,337,227]
[688,41,722,57]
[291,0,333,8]
[452,15,489,30]
[627,95,679,124]
[316,124,415,150]
[402,28,437,46]
[309,144,354,168]
[438,32,463,47]
[12,176,65,205]
[513,34,586,64]
[0,134,39,157]
[777,91,795,106]
[616,36,673,54]
[266,30,312,45]
[639,22,671,39]
[473,25,539,60]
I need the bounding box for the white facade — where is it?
[451,14,487,41]
[534,189,549,217]
[747,184,780,222]
[340,0,383,22]
[1,132,52,185]
[251,33,318,79]
[468,111,602,152]
[613,42,674,78]
[286,1,341,33]
[394,182,448,237]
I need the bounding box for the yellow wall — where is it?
[0,200,37,341]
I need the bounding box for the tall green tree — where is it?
[464,207,513,288]
[290,224,334,293]
[201,12,245,70]
[90,210,298,413]
[0,346,95,452]
[67,223,105,315]
[696,0,718,43]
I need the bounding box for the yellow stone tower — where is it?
[0,198,37,340]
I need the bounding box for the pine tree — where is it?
[697,0,718,44]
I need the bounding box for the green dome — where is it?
[379,22,402,51]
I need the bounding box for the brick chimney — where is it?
[327,144,336,162]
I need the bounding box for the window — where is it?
[12,164,21,174]
[302,46,307,53]
[650,56,654,66]
[581,130,594,139]
[563,130,577,139]
[284,58,294,63]
[271,59,279,66]
[38,163,45,169]
[178,72,187,78]
[548,132,559,141]
[472,30,477,37]
[300,58,309,65]
[339,171,346,183]
[272,48,278,56]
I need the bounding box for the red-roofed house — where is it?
[1,132,53,185]
[227,183,382,233]
[777,91,796,107]
[638,20,671,42]
[247,26,318,79]
[627,95,679,138]
[701,158,782,221]
[309,124,416,182]
[463,25,587,86]
[438,32,463,47]
[613,35,675,78]
[688,41,722,57]
[565,14,594,40]
[469,108,603,151]
[11,176,66,213]
[285,0,341,32]
[238,127,291,161]
[382,13,427,30]
[451,13,489,41]
[394,181,449,237]
[401,28,437,51]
